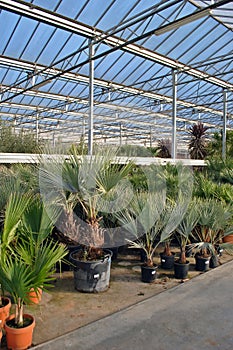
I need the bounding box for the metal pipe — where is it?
[88,39,94,156]
[222,90,227,160]
[172,70,177,159]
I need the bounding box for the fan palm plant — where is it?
[117,192,187,268]
[39,149,134,292]
[0,185,67,321]
[175,200,199,264]
[39,149,134,257]
[191,199,233,269]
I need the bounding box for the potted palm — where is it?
[117,192,187,283]
[0,191,31,329]
[192,199,231,271]
[174,200,199,279]
[0,187,67,349]
[0,239,67,350]
[39,149,133,292]
[159,239,175,270]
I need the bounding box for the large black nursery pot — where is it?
[141,265,157,283]
[69,249,112,293]
[160,252,175,269]
[195,254,210,272]
[174,261,190,279]
[209,254,219,268]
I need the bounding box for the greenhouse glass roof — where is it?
[0,0,232,153]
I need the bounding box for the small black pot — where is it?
[174,261,190,279]
[141,265,157,283]
[195,254,210,272]
[160,252,175,269]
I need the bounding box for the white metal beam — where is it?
[0,57,230,118]
[0,0,232,91]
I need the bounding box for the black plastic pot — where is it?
[108,247,118,261]
[209,254,219,268]
[160,252,175,269]
[174,261,190,279]
[69,249,112,293]
[141,265,157,283]
[195,254,210,272]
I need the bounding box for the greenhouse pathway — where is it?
[33,260,233,350]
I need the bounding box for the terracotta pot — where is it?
[5,313,35,350]
[28,288,42,304]
[0,297,11,327]
[223,234,233,243]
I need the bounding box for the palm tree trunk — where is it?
[15,298,24,326]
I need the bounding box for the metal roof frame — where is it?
[0,0,232,156]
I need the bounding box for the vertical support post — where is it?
[150,126,152,148]
[222,90,227,160]
[88,39,94,155]
[119,123,122,146]
[53,131,55,148]
[36,112,39,143]
[172,70,177,160]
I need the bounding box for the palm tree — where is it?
[117,192,187,267]
[0,193,67,327]
[188,122,209,159]
[175,200,199,264]
[39,148,134,258]
[192,199,232,258]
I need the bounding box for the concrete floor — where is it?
[32,259,233,350]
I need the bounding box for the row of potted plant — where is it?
[0,150,232,349]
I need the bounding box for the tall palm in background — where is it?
[188,122,209,160]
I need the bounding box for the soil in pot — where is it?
[69,248,112,293]
[0,297,11,327]
[195,254,210,272]
[160,252,175,269]
[5,314,35,350]
[141,265,157,283]
[174,260,190,279]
